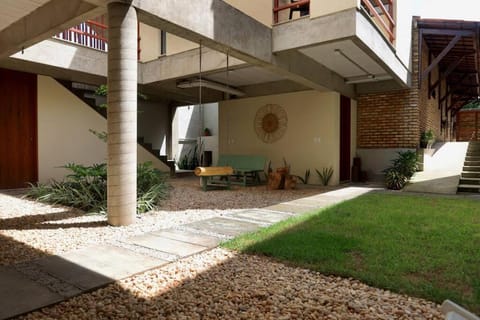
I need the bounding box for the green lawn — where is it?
[223,193,480,312]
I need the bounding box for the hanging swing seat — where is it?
[195,166,233,191]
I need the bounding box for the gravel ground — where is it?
[0,176,326,266]
[1,177,443,319]
[19,248,442,320]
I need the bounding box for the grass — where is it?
[223,193,480,312]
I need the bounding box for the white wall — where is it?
[138,100,169,155]
[37,76,169,183]
[395,0,415,69]
[219,90,344,185]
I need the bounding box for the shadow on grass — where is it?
[223,192,480,314]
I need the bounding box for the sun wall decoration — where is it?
[254,104,288,143]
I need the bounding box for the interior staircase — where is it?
[57,80,174,172]
[457,141,480,193]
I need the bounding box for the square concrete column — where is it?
[107,2,138,226]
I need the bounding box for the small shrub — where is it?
[296,169,310,184]
[27,162,169,214]
[384,150,418,190]
[316,167,334,186]
[385,168,407,190]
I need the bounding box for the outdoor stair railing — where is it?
[360,0,396,44]
[54,15,141,60]
[55,16,108,51]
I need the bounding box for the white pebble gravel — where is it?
[1,178,443,319]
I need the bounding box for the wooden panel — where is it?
[0,68,38,189]
[340,95,351,182]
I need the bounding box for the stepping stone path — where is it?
[0,186,376,319]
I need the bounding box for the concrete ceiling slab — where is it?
[299,39,386,78]
[204,66,285,87]
[0,0,50,32]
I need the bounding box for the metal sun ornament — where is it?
[254,104,288,143]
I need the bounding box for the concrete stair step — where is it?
[465,156,480,161]
[459,178,480,185]
[463,166,480,172]
[461,171,480,178]
[457,184,480,193]
[465,161,480,166]
[466,152,480,157]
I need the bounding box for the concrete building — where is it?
[1,0,478,225]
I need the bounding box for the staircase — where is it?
[457,141,480,193]
[57,80,174,173]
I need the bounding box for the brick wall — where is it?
[457,110,480,141]
[357,89,419,148]
[357,17,444,149]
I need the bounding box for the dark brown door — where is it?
[340,95,351,182]
[0,68,38,189]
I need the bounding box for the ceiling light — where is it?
[177,79,245,97]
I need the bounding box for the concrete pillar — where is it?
[107,2,138,226]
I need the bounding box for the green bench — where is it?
[217,154,266,186]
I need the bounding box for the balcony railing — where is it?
[54,16,142,60]
[361,0,395,44]
[273,0,310,24]
[55,16,108,51]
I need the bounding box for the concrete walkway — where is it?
[0,186,375,320]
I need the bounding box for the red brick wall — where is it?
[357,17,446,149]
[457,110,480,141]
[357,90,419,148]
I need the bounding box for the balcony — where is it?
[272,0,408,89]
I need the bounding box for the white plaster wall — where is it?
[37,76,168,183]
[219,90,342,185]
[138,100,169,155]
[395,0,415,68]
[224,0,272,27]
[38,76,107,182]
[310,0,358,18]
[139,23,161,62]
[166,33,198,56]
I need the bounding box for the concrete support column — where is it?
[107,2,138,226]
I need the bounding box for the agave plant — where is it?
[316,167,334,186]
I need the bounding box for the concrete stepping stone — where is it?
[0,267,63,320]
[228,209,294,224]
[264,203,316,214]
[128,233,209,256]
[185,217,263,237]
[150,229,221,248]
[35,245,166,291]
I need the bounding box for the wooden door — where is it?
[340,95,351,182]
[0,68,38,189]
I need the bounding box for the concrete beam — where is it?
[133,0,272,63]
[272,50,356,98]
[272,9,357,52]
[0,0,104,60]
[132,0,355,96]
[8,39,107,79]
[141,47,246,84]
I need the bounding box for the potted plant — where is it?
[420,129,435,149]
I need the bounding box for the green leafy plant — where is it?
[27,162,169,214]
[383,150,418,190]
[88,129,107,142]
[296,169,310,184]
[315,167,333,186]
[420,129,435,148]
[384,168,408,190]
